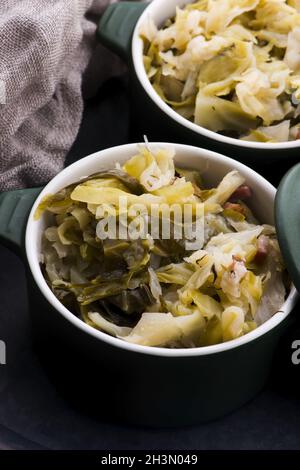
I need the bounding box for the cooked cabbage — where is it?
[141,0,300,141]
[37,145,288,348]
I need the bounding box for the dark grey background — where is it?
[0,76,300,450]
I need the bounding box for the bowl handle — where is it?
[0,187,43,257]
[97,1,149,61]
[275,162,300,294]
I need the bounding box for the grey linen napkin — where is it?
[0,0,122,191]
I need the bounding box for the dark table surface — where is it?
[1,75,300,451]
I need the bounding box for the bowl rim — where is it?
[25,142,298,358]
[131,0,300,151]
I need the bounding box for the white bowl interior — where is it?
[132,0,300,150]
[26,143,298,357]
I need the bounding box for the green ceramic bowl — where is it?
[0,142,297,426]
[97,1,300,175]
[276,162,300,295]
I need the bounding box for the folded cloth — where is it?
[0,0,123,191]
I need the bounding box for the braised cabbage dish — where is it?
[37,145,288,348]
[141,0,300,142]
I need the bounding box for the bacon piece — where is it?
[224,202,246,215]
[229,185,252,202]
[254,235,269,264]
